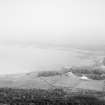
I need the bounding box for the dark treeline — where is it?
[0,88,105,105]
[37,66,105,80]
[70,66,105,80]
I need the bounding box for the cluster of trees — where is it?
[37,57,105,80]
[71,66,104,74]
[70,66,105,80]
[37,71,61,77]
[37,66,105,80]
[0,88,104,105]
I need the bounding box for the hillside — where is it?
[0,70,104,93]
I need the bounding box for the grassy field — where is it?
[0,69,104,91]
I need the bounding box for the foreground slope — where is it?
[0,71,104,92]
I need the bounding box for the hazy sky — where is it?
[0,0,105,46]
[0,0,105,74]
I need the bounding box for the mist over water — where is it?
[0,45,93,75]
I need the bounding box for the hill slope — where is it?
[0,72,104,92]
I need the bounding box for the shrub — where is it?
[37,71,61,77]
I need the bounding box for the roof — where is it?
[80,75,89,80]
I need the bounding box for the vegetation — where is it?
[70,66,105,80]
[37,66,105,80]
[37,70,61,77]
[0,88,104,105]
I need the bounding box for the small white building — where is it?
[80,75,89,80]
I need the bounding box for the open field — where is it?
[0,71,104,91]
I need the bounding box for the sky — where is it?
[0,0,105,46]
[0,0,105,74]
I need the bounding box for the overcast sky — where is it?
[0,0,105,74]
[0,0,105,46]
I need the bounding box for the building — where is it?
[80,75,89,80]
